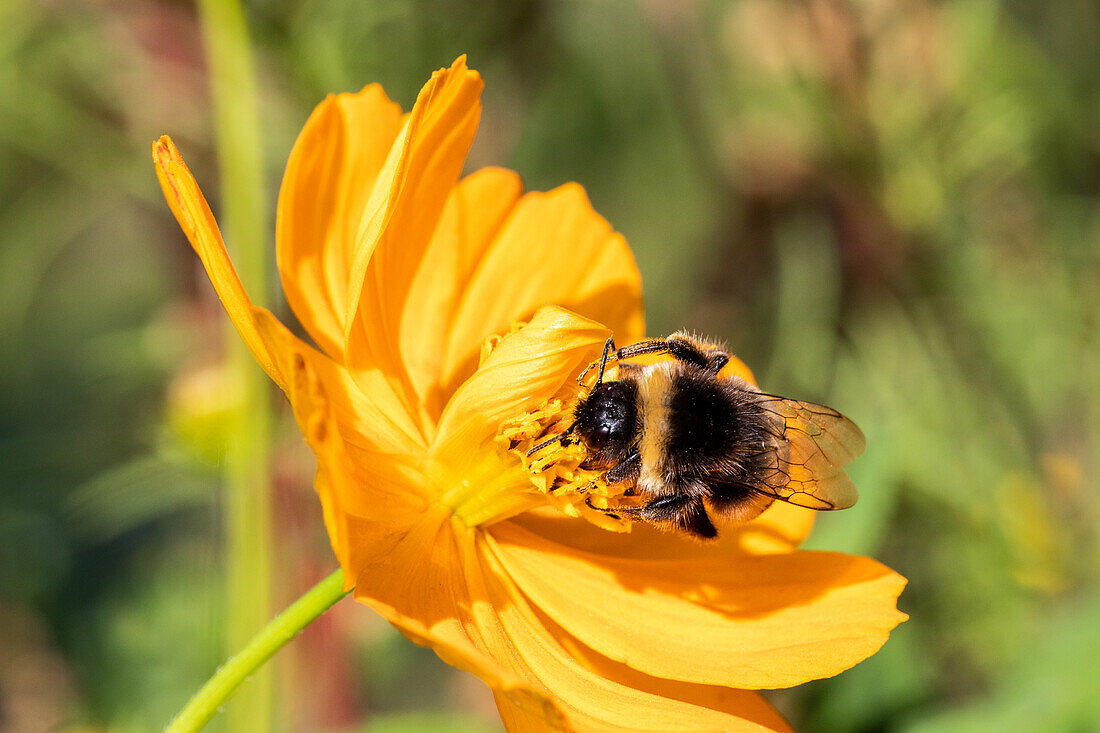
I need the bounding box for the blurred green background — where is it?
[3,0,1100,731]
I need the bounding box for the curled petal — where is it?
[153,135,292,391]
[343,57,483,383]
[434,305,609,448]
[277,85,404,360]
[153,134,426,455]
[486,522,908,690]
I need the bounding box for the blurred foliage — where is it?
[2,0,1099,731]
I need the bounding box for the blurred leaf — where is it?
[0,510,71,602]
[63,454,213,544]
[0,182,104,340]
[764,211,842,396]
[901,592,1100,733]
[74,535,222,733]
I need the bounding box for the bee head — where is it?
[572,380,638,460]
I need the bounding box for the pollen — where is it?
[496,384,642,534]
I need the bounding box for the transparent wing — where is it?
[741,395,864,510]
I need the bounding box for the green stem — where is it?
[194,0,274,729]
[165,569,350,733]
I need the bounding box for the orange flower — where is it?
[154,56,906,732]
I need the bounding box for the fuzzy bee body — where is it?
[539,332,863,539]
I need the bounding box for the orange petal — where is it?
[438,182,645,399]
[235,298,430,570]
[342,57,483,383]
[433,305,609,448]
[344,507,789,731]
[344,512,568,724]
[153,135,426,449]
[475,533,794,732]
[398,166,525,418]
[153,135,292,390]
[344,512,586,730]
[399,166,645,423]
[736,500,817,553]
[302,392,430,585]
[494,686,786,733]
[514,625,793,733]
[276,85,404,360]
[719,353,757,384]
[486,522,908,690]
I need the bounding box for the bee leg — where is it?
[635,494,718,539]
[525,425,575,457]
[603,452,640,484]
[616,335,729,374]
[614,338,675,360]
[583,494,623,521]
[704,352,729,374]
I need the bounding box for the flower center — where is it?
[432,414,546,528]
[434,325,641,531]
[495,396,641,533]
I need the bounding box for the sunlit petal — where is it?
[276,85,404,360]
[437,182,645,401]
[488,522,908,689]
[343,57,483,387]
[434,305,609,447]
[399,166,525,417]
[477,535,794,732]
[153,135,292,390]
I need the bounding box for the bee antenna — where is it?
[525,425,575,457]
[595,337,616,385]
[578,336,618,387]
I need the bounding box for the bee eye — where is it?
[588,424,613,450]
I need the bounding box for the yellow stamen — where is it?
[496,394,642,534]
[435,324,642,531]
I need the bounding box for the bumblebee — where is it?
[529,333,863,538]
